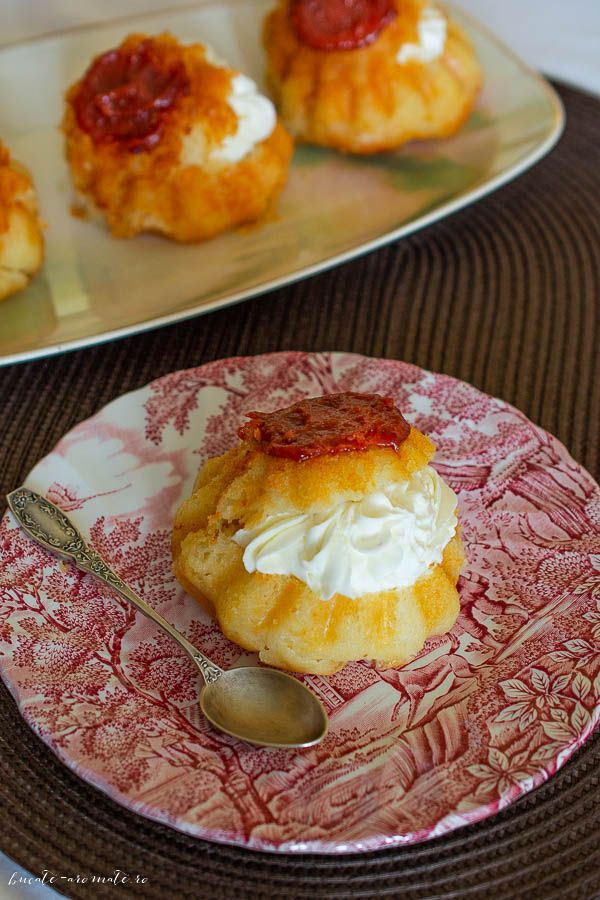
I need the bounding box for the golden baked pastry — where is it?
[263,0,482,153]
[0,141,44,302]
[173,393,464,674]
[62,33,293,241]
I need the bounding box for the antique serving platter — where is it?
[0,3,563,364]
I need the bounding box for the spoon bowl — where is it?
[201,666,327,748]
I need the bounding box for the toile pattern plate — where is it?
[1,352,599,853]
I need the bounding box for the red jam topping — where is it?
[73,39,189,152]
[239,392,410,461]
[290,0,397,51]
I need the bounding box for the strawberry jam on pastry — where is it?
[73,39,189,152]
[239,392,411,460]
[290,0,397,50]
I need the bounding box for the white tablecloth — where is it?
[0,2,598,897]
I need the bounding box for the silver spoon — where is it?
[6,488,328,749]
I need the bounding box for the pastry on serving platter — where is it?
[0,140,44,302]
[62,33,293,241]
[173,392,464,675]
[263,0,482,154]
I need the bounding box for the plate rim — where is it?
[0,3,564,367]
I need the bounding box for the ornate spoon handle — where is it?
[6,487,223,686]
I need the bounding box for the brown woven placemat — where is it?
[0,81,599,899]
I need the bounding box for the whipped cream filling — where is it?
[396,6,447,65]
[212,74,276,163]
[180,58,276,167]
[233,466,458,600]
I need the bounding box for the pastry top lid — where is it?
[290,0,397,52]
[71,35,190,152]
[239,391,411,461]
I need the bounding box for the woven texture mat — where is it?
[1,82,599,899]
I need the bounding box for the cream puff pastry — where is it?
[0,141,44,301]
[63,33,293,241]
[173,393,464,674]
[263,0,482,153]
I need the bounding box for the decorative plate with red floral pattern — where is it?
[1,352,599,853]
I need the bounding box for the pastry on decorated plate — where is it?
[0,140,44,302]
[263,0,482,153]
[62,33,293,241]
[173,392,464,674]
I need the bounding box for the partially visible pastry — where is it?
[263,0,482,154]
[0,141,44,302]
[173,393,464,674]
[62,33,293,241]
